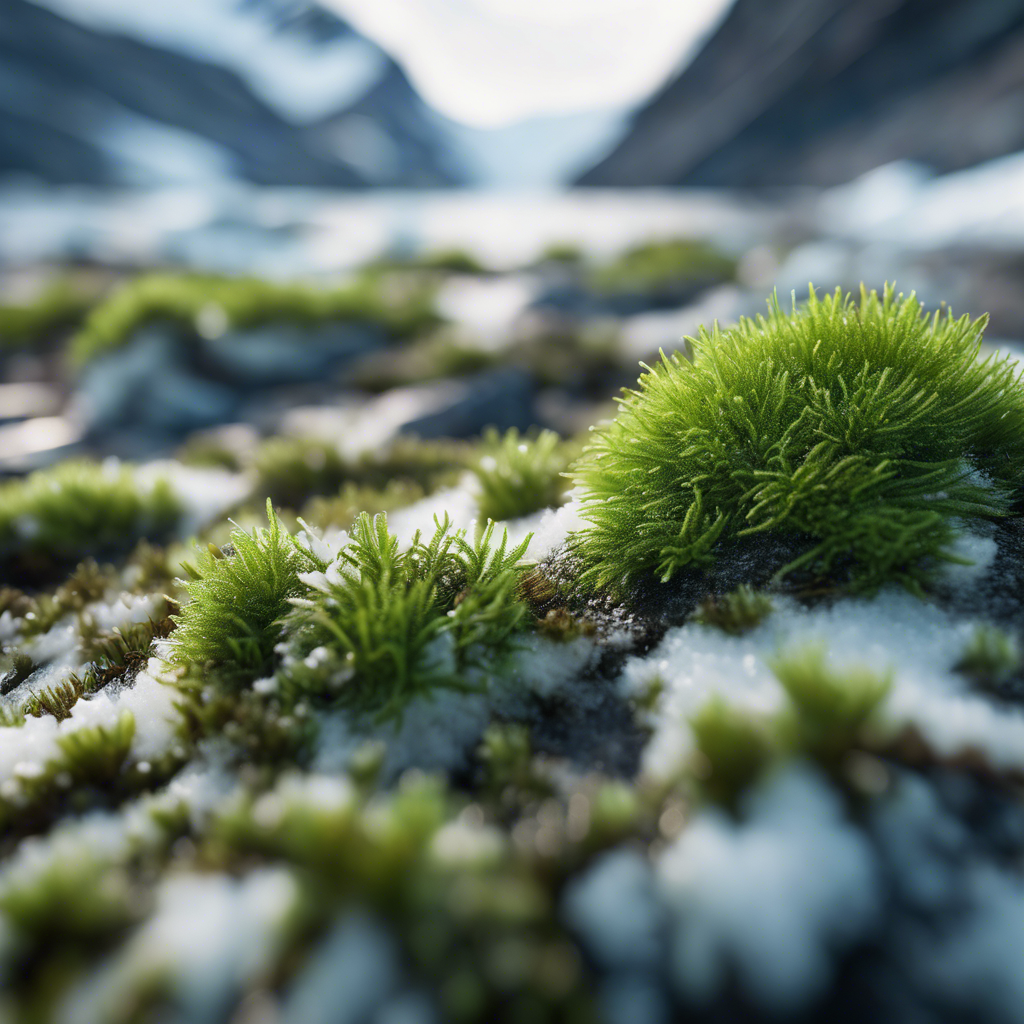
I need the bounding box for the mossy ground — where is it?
[2,278,1024,1023]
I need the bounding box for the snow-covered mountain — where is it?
[0,0,467,187]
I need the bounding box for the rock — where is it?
[75,326,239,436]
[400,369,537,439]
[579,0,1024,188]
[200,324,385,387]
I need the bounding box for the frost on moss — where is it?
[282,513,531,720]
[572,286,1024,596]
[69,272,439,364]
[0,461,181,575]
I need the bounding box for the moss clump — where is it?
[0,279,96,350]
[0,462,181,575]
[590,238,735,297]
[282,513,531,720]
[69,272,439,364]
[955,624,1022,693]
[772,645,890,767]
[689,698,776,809]
[572,286,1024,595]
[472,428,572,522]
[254,436,349,508]
[692,585,773,635]
[167,501,315,680]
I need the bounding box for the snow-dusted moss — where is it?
[281,513,531,720]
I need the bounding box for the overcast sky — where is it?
[326,0,733,126]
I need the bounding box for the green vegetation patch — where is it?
[590,237,736,296]
[0,461,181,574]
[167,501,315,680]
[282,513,531,720]
[572,286,1024,595]
[0,279,96,350]
[472,428,574,522]
[69,272,439,364]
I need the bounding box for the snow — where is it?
[623,583,1024,780]
[656,766,880,1012]
[135,462,250,534]
[562,849,664,971]
[819,154,1024,251]
[281,911,399,1024]
[60,868,300,1024]
[434,274,538,343]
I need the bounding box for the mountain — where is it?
[578,0,1024,188]
[0,0,465,187]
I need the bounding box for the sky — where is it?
[325,0,734,127]
[33,0,733,128]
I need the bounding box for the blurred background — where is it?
[3,0,1024,469]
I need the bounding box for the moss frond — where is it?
[282,513,531,719]
[167,500,316,679]
[24,675,89,722]
[954,624,1022,692]
[692,585,774,635]
[473,427,571,522]
[572,285,1024,595]
[771,644,890,766]
[54,711,136,783]
[689,698,777,809]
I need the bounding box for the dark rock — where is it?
[580,0,1024,188]
[400,369,538,439]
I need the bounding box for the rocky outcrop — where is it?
[579,0,1024,188]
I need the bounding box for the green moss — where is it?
[0,463,181,576]
[692,584,773,635]
[572,286,1024,596]
[473,428,572,522]
[538,242,584,265]
[69,272,439,365]
[0,279,96,350]
[55,711,136,782]
[301,480,426,531]
[590,238,735,296]
[282,513,530,720]
[256,435,471,512]
[350,330,500,392]
[167,501,316,679]
[24,675,90,722]
[254,436,348,507]
[954,624,1022,692]
[689,698,777,809]
[771,645,890,767]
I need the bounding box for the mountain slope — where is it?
[1,0,464,187]
[579,0,1024,188]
